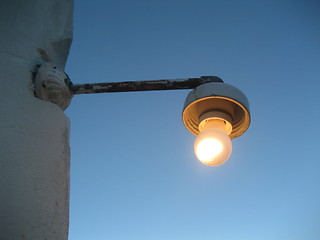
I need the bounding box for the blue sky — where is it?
[65,1,320,239]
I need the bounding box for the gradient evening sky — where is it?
[65,1,320,239]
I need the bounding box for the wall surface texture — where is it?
[0,0,73,239]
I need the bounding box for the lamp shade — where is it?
[182,82,250,139]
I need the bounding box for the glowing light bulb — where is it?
[194,116,232,166]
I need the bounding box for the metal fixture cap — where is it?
[182,82,250,139]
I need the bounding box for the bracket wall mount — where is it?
[34,62,73,110]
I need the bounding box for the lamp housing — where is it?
[182,82,250,140]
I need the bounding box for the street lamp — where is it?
[182,82,250,166]
[34,62,250,166]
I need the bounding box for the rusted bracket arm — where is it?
[70,76,223,95]
[34,62,224,111]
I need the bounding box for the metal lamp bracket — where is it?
[34,62,225,113]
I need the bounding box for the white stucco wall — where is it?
[0,1,73,239]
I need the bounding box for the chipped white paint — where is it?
[35,62,73,110]
[0,0,73,239]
